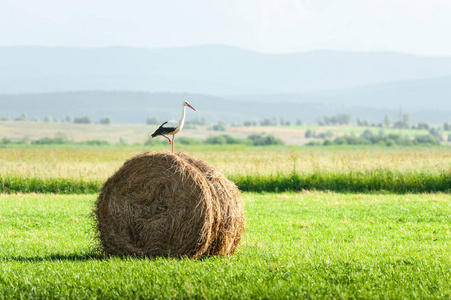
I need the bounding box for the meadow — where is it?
[0,147,450,193]
[1,144,450,298]
[1,192,450,298]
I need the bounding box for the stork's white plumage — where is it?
[151,101,196,152]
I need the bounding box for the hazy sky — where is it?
[2,0,451,55]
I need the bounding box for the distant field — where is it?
[1,121,448,146]
[1,192,450,299]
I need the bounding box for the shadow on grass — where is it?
[1,253,218,262]
[2,252,105,262]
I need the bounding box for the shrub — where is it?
[323,139,333,146]
[204,135,246,145]
[99,117,113,125]
[74,116,92,124]
[1,138,12,144]
[385,139,395,147]
[178,137,202,145]
[414,135,440,145]
[205,135,227,145]
[32,137,67,145]
[211,121,226,131]
[333,137,347,145]
[185,117,209,126]
[306,141,322,146]
[146,117,160,125]
[84,140,110,146]
[15,114,27,121]
[248,134,283,146]
[428,128,444,141]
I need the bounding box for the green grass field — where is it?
[1,145,450,299]
[1,148,450,193]
[1,192,450,299]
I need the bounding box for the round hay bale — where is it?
[94,151,245,258]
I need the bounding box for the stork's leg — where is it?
[171,135,175,153]
[161,135,171,144]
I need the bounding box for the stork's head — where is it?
[184,101,196,111]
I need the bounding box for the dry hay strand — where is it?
[94,151,245,258]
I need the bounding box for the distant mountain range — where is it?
[0,45,450,124]
[1,45,451,96]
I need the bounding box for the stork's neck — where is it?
[179,105,187,128]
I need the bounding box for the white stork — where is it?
[151,101,196,153]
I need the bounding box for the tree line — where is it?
[0,114,113,124]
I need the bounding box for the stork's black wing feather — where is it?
[151,122,177,137]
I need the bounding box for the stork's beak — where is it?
[187,103,196,111]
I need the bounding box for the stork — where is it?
[151,101,196,153]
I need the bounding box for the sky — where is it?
[1,0,451,56]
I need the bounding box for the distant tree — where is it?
[243,120,255,127]
[186,117,209,126]
[99,116,113,125]
[44,115,52,122]
[0,116,10,121]
[318,114,351,126]
[15,113,27,121]
[65,115,74,123]
[384,115,391,127]
[414,135,440,145]
[260,118,273,126]
[205,135,227,145]
[417,122,430,130]
[361,129,374,140]
[357,118,370,126]
[385,139,395,147]
[428,127,444,141]
[146,117,159,125]
[394,121,405,128]
[305,130,313,138]
[296,119,303,126]
[448,134,451,142]
[340,114,352,125]
[323,139,333,146]
[73,116,92,124]
[212,121,226,131]
[119,137,127,145]
[248,134,283,146]
[444,122,451,131]
[403,114,411,128]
